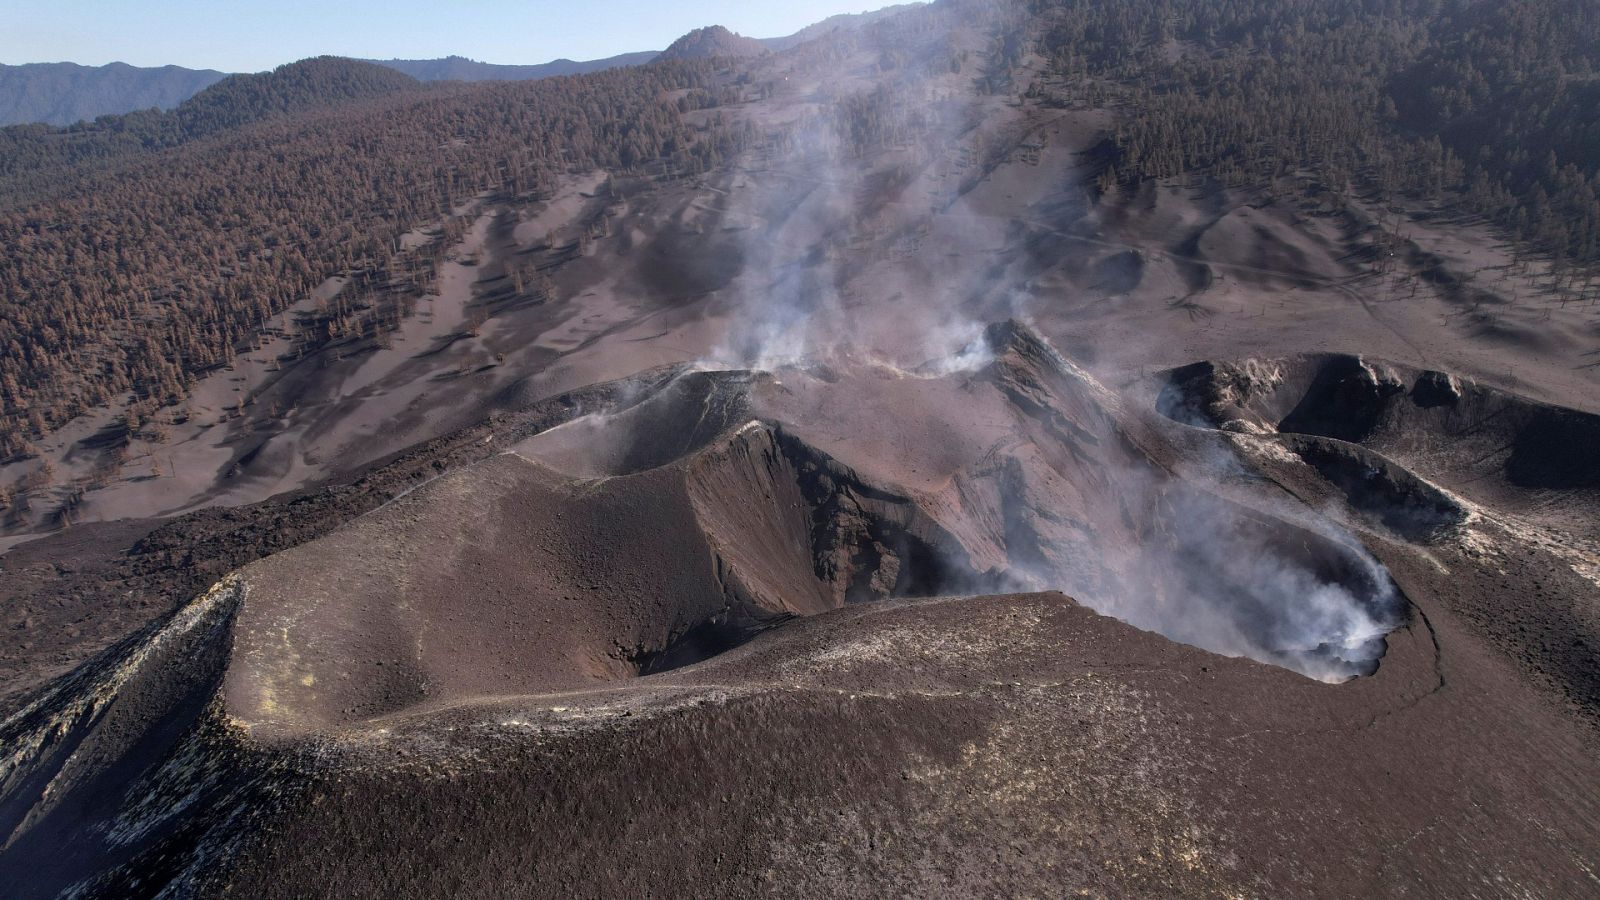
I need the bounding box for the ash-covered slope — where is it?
[226,416,984,735]
[1162,354,1600,499]
[2,326,1599,897]
[226,321,1404,750]
[1161,353,1600,713]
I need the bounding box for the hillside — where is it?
[0,0,1598,895]
[0,56,733,461]
[368,51,659,82]
[759,3,925,51]
[0,56,422,185]
[172,56,419,134]
[656,25,770,61]
[0,61,227,127]
[0,7,902,129]
[2,0,1598,511]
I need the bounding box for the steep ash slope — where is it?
[211,590,1597,899]
[0,327,1597,897]
[228,422,986,735]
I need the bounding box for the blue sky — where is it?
[1,1,905,72]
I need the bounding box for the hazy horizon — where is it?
[2,0,908,73]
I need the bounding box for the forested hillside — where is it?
[657,26,770,62]
[1025,0,1600,266]
[0,59,746,458]
[2,0,1597,462]
[0,58,421,182]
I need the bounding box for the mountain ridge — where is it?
[365,51,660,82]
[759,3,925,51]
[0,8,915,126]
[0,61,228,127]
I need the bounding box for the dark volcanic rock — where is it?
[2,336,1598,897]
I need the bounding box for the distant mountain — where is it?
[366,8,922,82]
[0,57,422,182]
[657,26,770,62]
[0,7,916,127]
[369,52,659,83]
[760,4,925,51]
[0,61,228,127]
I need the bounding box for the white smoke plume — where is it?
[679,8,1408,681]
[700,6,1020,377]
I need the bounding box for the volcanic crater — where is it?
[219,323,1410,745]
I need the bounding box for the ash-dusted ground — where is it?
[3,4,1600,897]
[3,321,1598,898]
